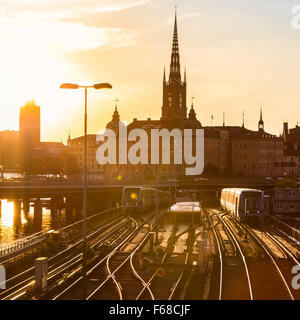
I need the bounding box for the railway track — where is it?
[0,216,131,300]
[51,213,163,300]
[206,208,253,300]
[133,223,197,300]
[87,212,197,301]
[89,226,155,300]
[246,223,300,300]
[210,206,299,300]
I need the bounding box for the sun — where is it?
[0,29,72,132]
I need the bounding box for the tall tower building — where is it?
[19,100,41,168]
[161,10,187,122]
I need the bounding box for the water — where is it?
[0,173,69,244]
[0,199,65,245]
[2,172,23,179]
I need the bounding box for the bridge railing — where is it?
[0,205,122,261]
[0,230,48,258]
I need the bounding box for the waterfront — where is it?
[0,199,66,245]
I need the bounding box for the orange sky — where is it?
[1,0,300,142]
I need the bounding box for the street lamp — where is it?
[60,82,112,298]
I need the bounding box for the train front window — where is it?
[124,188,140,202]
[243,192,261,210]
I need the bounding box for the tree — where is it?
[275,177,297,188]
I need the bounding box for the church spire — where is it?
[242,110,245,128]
[258,103,264,132]
[169,8,181,82]
[67,129,71,146]
[161,8,187,121]
[260,106,263,121]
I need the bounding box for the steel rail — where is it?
[204,209,223,300]
[87,219,154,300]
[244,225,294,300]
[213,209,253,300]
[53,218,139,300]
[1,218,129,300]
[259,224,300,266]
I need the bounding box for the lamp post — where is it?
[60,82,112,298]
[155,164,159,244]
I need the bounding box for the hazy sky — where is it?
[1,0,300,142]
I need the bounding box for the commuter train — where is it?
[220,188,264,223]
[122,186,169,214]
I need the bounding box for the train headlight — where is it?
[130,193,138,200]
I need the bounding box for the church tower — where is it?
[161,10,187,122]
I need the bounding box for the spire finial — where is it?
[112,99,120,121]
[163,66,166,83]
[115,99,119,110]
[223,111,225,127]
[188,97,196,120]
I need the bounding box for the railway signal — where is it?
[156,267,166,277]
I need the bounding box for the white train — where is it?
[169,201,202,224]
[220,188,264,223]
[122,186,169,214]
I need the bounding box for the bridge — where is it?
[0,177,276,233]
[0,177,276,198]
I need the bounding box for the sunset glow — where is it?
[1,1,300,140]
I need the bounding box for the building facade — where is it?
[0,130,19,172]
[102,12,202,184]
[68,134,104,182]
[282,122,300,177]
[68,11,286,185]
[273,188,300,215]
[230,126,283,178]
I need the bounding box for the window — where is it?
[289,203,295,211]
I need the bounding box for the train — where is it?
[169,201,202,224]
[122,186,169,214]
[220,188,264,223]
